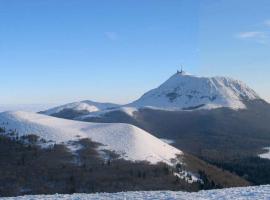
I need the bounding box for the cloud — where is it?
[237,31,266,39]
[235,20,270,44]
[104,32,118,41]
[236,31,268,44]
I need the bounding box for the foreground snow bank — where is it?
[1,185,270,200]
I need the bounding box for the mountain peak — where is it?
[129,73,260,111]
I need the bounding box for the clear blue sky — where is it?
[0,0,269,105]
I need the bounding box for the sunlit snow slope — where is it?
[0,111,182,164]
[129,72,260,110]
[43,100,119,115]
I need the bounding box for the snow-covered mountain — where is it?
[42,72,261,118]
[129,71,260,110]
[42,100,119,115]
[0,111,182,164]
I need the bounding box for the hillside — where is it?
[0,111,248,196]
[0,111,181,165]
[80,99,270,184]
[42,72,270,185]
[42,100,119,116]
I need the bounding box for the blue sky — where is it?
[0,0,269,105]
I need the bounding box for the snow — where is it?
[2,185,270,200]
[43,100,119,115]
[129,72,260,111]
[119,107,138,116]
[259,147,270,160]
[161,138,175,144]
[0,111,182,165]
[42,72,260,116]
[174,171,202,184]
[77,106,138,120]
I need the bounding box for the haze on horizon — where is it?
[1,0,270,106]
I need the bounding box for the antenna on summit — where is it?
[177,65,183,74]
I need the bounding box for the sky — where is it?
[0,0,269,106]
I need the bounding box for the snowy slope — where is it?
[76,107,138,120]
[2,185,270,200]
[129,72,260,110]
[0,111,182,164]
[43,100,119,115]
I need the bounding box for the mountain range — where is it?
[1,71,269,196]
[41,71,270,186]
[43,71,260,116]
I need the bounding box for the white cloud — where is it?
[104,32,118,41]
[237,31,266,39]
[236,31,268,44]
[235,20,270,44]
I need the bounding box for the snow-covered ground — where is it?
[77,106,138,120]
[259,147,270,160]
[0,111,182,165]
[129,72,260,111]
[160,138,175,144]
[1,185,270,200]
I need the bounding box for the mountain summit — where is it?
[129,72,260,110]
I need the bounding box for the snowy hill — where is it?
[0,111,182,164]
[76,106,138,120]
[129,71,260,110]
[42,100,119,115]
[2,185,269,200]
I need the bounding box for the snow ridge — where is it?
[43,100,119,115]
[0,111,182,164]
[129,72,260,110]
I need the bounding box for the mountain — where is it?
[0,111,180,165]
[129,71,260,110]
[79,101,270,185]
[43,72,270,185]
[41,100,119,117]
[0,111,248,196]
[42,72,261,119]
